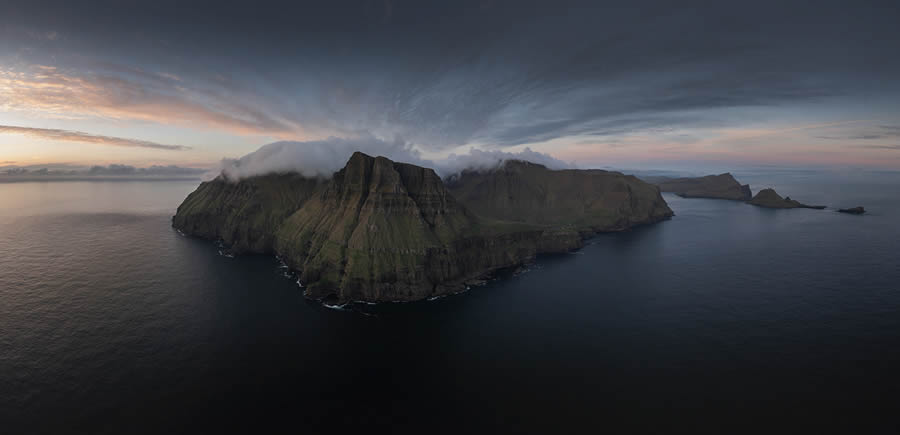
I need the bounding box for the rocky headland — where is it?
[748,188,826,209]
[644,173,752,201]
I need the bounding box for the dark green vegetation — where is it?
[446,160,674,234]
[173,174,325,253]
[644,173,752,201]
[174,153,672,302]
[748,188,826,209]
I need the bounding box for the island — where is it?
[173,152,673,303]
[748,188,826,209]
[838,206,866,214]
[644,173,840,212]
[642,173,752,201]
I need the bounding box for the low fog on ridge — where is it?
[217,137,572,181]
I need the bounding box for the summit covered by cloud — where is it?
[217,136,570,180]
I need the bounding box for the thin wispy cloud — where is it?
[0,66,301,138]
[1,1,898,168]
[858,145,900,151]
[0,125,189,150]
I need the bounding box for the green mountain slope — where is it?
[446,160,673,233]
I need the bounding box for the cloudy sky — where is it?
[1,0,899,170]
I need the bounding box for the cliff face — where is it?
[446,160,673,233]
[273,153,584,302]
[172,174,324,253]
[173,154,673,303]
[651,173,752,201]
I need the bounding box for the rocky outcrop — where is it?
[838,206,865,214]
[748,188,826,209]
[648,173,752,201]
[446,160,674,233]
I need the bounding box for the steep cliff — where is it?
[445,160,673,233]
[650,173,752,201]
[172,174,324,253]
[273,153,584,302]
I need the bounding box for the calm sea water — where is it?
[2,172,899,433]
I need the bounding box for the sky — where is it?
[1,0,899,172]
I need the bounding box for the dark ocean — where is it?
[2,170,899,433]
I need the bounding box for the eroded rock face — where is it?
[651,173,752,201]
[446,160,674,233]
[174,154,673,302]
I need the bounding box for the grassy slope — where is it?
[446,161,673,233]
[172,174,323,253]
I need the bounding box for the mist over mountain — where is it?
[217,137,572,181]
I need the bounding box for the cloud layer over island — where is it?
[218,137,572,180]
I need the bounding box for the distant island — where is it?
[642,173,836,210]
[643,173,752,201]
[747,188,826,209]
[838,206,866,214]
[174,153,673,304]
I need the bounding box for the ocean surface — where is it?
[2,171,899,433]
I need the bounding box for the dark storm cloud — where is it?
[2,0,899,149]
